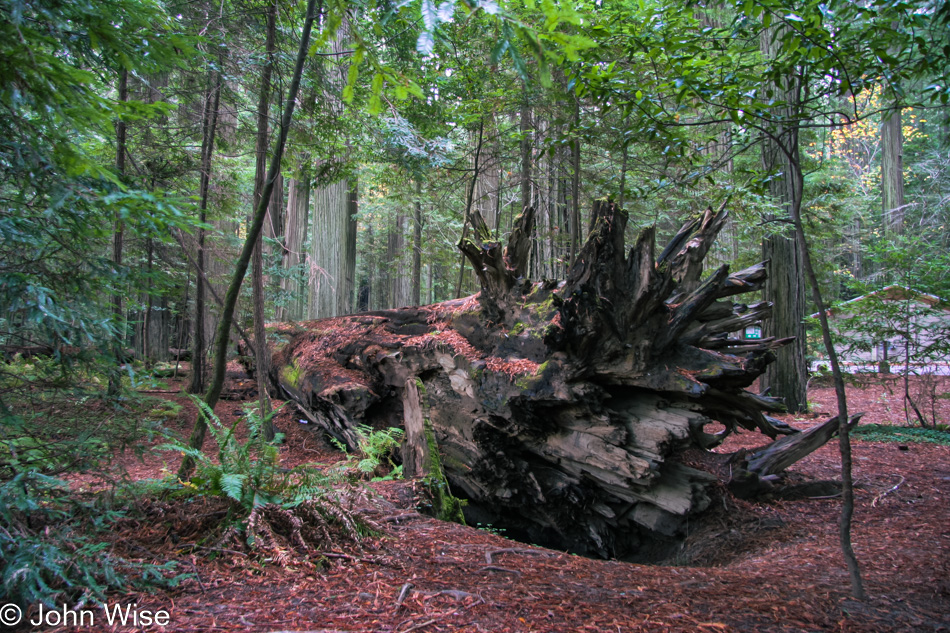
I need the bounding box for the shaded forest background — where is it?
[3,0,947,408]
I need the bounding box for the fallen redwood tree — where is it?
[262,201,843,560]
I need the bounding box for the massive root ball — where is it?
[267,201,829,559]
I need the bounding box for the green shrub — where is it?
[0,364,173,479]
[163,397,326,509]
[0,471,182,609]
[331,424,404,481]
[852,423,950,445]
[0,369,189,609]
[162,397,370,554]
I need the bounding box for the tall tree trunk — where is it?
[618,140,629,211]
[279,169,311,321]
[108,68,129,396]
[263,173,285,251]
[474,113,501,235]
[179,0,320,478]
[520,102,533,215]
[174,270,190,379]
[386,213,408,308]
[520,106,539,279]
[308,23,357,318]
[556,135,570,279]
[310,180,355,316]
[345,179,358,312]
[758,27,807,414]
[569,98,581,266]
[542,118,556,279]
[187,59,223,395]
[411,179,423,306]
[881,107,904,237]
[143,238,153,364]
[251,0,280,439]
[760,227,807,412]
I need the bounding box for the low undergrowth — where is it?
[0,352,374,609]
[331,423,404,481]
[158,397,374,559]
[0,356,190,608]
[853,423,950,445]
[0,471,185,610]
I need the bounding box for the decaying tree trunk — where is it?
[266,201,838,559]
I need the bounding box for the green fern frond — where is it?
[219,473,247,502]
[156,443,210,465]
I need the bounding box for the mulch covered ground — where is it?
[47,372,950,632]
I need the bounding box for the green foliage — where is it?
[161,397,373,557]
[331,424,404,481]
[0,0,197,396]
[0,365,188,608]
[163,397,332,511]
[0,471,183,609]
[0,426,108,475]
[380,114,455,174]
[0,359,173,477]
[818,231,950,376]
[853,424,950,445]
[148,400,183,420]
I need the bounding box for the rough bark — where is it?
[759,26,808,414]
[519,105,533,223]
[385,213,411,309]
[310,180,354,317]
[264,201,835,560]
[761,229,807,411]
[411,179,423,307]
[474,113,501,235]
[881,107,904,237]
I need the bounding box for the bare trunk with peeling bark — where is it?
[265,201,837,559]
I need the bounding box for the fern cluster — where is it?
[331,424,404,481]
[163,397,371,557]
[164,398,309,510]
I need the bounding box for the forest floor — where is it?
[44,370,950,633]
